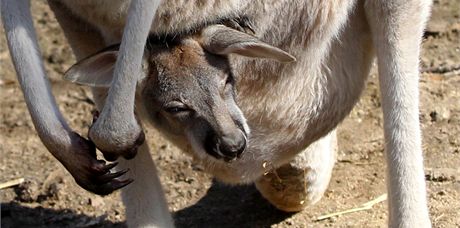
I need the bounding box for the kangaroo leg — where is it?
[117,143,174,228]
[365,0,432,227]
[87,0,161,160]
[90,80,173,228]
[255,130,337,212]
[1,0,127,195]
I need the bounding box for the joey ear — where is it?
[64,48,119,88]
[200,25,296,63]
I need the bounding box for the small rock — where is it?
[425,168,458,182]
[39,172,65,201]
[440,109,451,120]
[89,196,105,207]
[425,19,449,36]
[437,190,447,196]
[327,216,338,223]
[429,108,451,122]
[14,180,40,202]
[429,111,438,122]
[41,182,63,201]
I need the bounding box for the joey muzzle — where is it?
[204,130,247,162]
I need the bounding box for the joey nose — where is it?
[219,132,247,159]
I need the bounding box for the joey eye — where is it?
[165,106,189,114]
[164,102,190,114]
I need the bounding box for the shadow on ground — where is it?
[1,181,292,228]
[174,180,294,228]
[1,202,124,228]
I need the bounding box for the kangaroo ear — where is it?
[200,25,296,63]
[64,46,119,88]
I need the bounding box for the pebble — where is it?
[14,180,40,202]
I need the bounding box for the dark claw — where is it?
[89,160,108,174]
[97,178,134,195]
[98,169,130,183]
[83,177,134,196]
[110,178,134,190]
[101,162,119,173]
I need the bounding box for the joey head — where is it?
[65,24,295,162]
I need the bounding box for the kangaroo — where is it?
[2,0,432,227]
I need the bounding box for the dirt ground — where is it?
[1,1,459,227]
